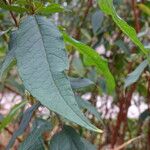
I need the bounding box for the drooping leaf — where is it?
[0,100,27,132]
[19,118,51,150]
[92,10,104,34]
[124,60,148,88]
[49,125,96,150]
[6,102,41,150]
[70,77,95,91]
[14,16,101,133]
[63,32,115,93]
[75,96,101,121]
[97,0,148,56]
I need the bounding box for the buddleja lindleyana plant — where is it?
[0,0,124,149]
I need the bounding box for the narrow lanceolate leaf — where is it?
[0,50,15,80]
[6,102,41,150]
[49,125,96,150]
[0,32,17,80]
[75,96,101,121]
[14,16,101,133]
[124,60,148,88]
[0,100,27,132]
[63,33,115,93]
[70,77,95,91]
[97,0,148,56]
[19,118,51,150]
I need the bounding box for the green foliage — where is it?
[6,102,40,149]
[63,33,115,93]
[19,118,51,150]
[49,125,96,150]
[97,0,148,56]
[0,100,27,132]
[1,0,150,149]
[124,60,148,88]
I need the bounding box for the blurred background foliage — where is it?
[0,0,150,149]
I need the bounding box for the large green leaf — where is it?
[14,15,101,133]
[124,60,148,88]
[49,125,96,150]
[97,0,148,56]
[63,33,115,93]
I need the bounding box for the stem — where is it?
[131,0,141,33]
[3,0,19,27]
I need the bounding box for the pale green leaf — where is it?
[97,0,148,56]
[124,60,148,88]
[14,16,102,133]
[63,32,115,93]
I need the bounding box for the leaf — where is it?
[81,138,96,150]
[14,16,101,133]
[6,102,41,150]
[19,118,52,150]
[75,96,101,120]
[70,77,95,91]
[137,4,150,16]
[5,78,25,96]
[49,125,96,150]
[0,3,27,13]
[63,32,115,93]
[0,50,15,80]
[115,40,130,55]
[0,32,17,80]
[124,60,148,88]
[97,0,148,56]
[92,10,104,34]
[0,100,27,132]
[139,109,150,123]
[37,3,66,15]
